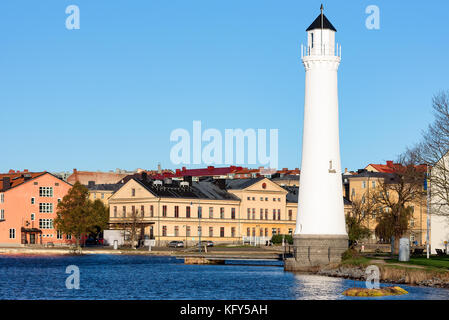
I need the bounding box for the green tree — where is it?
[54,181,109,251]
[345,199,372,248]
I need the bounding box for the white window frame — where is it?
[39,187,53,197]
[39,203,53,213]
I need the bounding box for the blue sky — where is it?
[0,1,448,172]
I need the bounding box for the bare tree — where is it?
[371,159,426,254]
[410,91,449,216]
[121,208,145,249]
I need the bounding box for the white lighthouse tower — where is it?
[286,5,348,270]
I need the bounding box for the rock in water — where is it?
[343,286,408,297]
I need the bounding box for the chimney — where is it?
[157,163,162,174]
[3,177,11,190]
[344,168,348,173]
[386,161,393,167]
[184,176,193,185]
[215,179,226,190]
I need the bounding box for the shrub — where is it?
[271,234,293,245]
[341,248,360,261]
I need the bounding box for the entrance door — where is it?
[30,234,36,244]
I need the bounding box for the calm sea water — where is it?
[0,254,448,300]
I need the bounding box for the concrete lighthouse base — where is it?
[284,234,348,272]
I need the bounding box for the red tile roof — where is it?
[0,171,47,191]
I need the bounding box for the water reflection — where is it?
[0,255,448,300]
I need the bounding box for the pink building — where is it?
[0,171,72,246]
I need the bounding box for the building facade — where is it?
[0,171,72,246]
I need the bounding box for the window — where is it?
[372,181,376,188]
[246,228,250,236]
[150,205,154,217]
[174,206,179,218]
[209,227,213,237]
[66,234,72,240]
[410,219,415,227]
[273,198,276,202]
[39,187,53,197]
[0,209,4,220]
[93,193,96,199]
[39,203,53,213]
[264,228,268,237]
[162,226,167,236]
[0,193,3,203]
[162,205,167,217]
[101,193,104,199]
[131,189,136,197]
[260,209,263,220]
[247,208,251,220]
[410,233,415,243]
[209,207,213,219]
[220,227,225,237]
[362,181,366,189]
[31,213,35,221]
[31,197,35,204]
[247,197,250,200]
[174,226,179,237]
[265,209,268,220]
[57,198,61,203]
[231,208,235,220]
[131,206,136,215]
[311,32,314,48]
[252,228,255,237]
[265,197,268,201]
[141,205,145,217]
[252,197,255,201]
[260,229,263,237]
[198,226,202,236]
[122,206,126,217]
[273,209,276,220]
[272,228,277,236]
[57,230,63,239]
[277,209,281,220]
[186,206,190,218]
[252,208,255,220]
[186,226,191,237]
[260,197,263,201]
[278,198,280,202]
[288,210,292,221]
[288,228,293,235]
[220,207,224,219]
[231,227,236,237]
[198,207,202,218]
[39,219,53,229]
[113,206,117,217]
[9,229,15,239]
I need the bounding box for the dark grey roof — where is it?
[134,178,240,201]
[346,171,393,179]
[283,186,299,203]
[271,175,299,181]
[225,177,264,190]
[88,183,123,191]
[306,13,337,32]
[282,186,352,206]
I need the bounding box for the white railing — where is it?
[301,43,341,58]
[242,236,270,246]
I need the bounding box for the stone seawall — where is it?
[314,264,449,289]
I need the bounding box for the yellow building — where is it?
[87,182,122,206]
[345,171,428,245]
[107,177,306,246]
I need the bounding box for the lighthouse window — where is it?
[311,33,314,48]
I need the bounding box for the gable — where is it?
[109,179,156,200]
[244,178,288,194]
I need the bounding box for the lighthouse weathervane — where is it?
[285,5,348,270]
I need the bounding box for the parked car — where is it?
[168,241,184,248]
[197,240,214,247]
